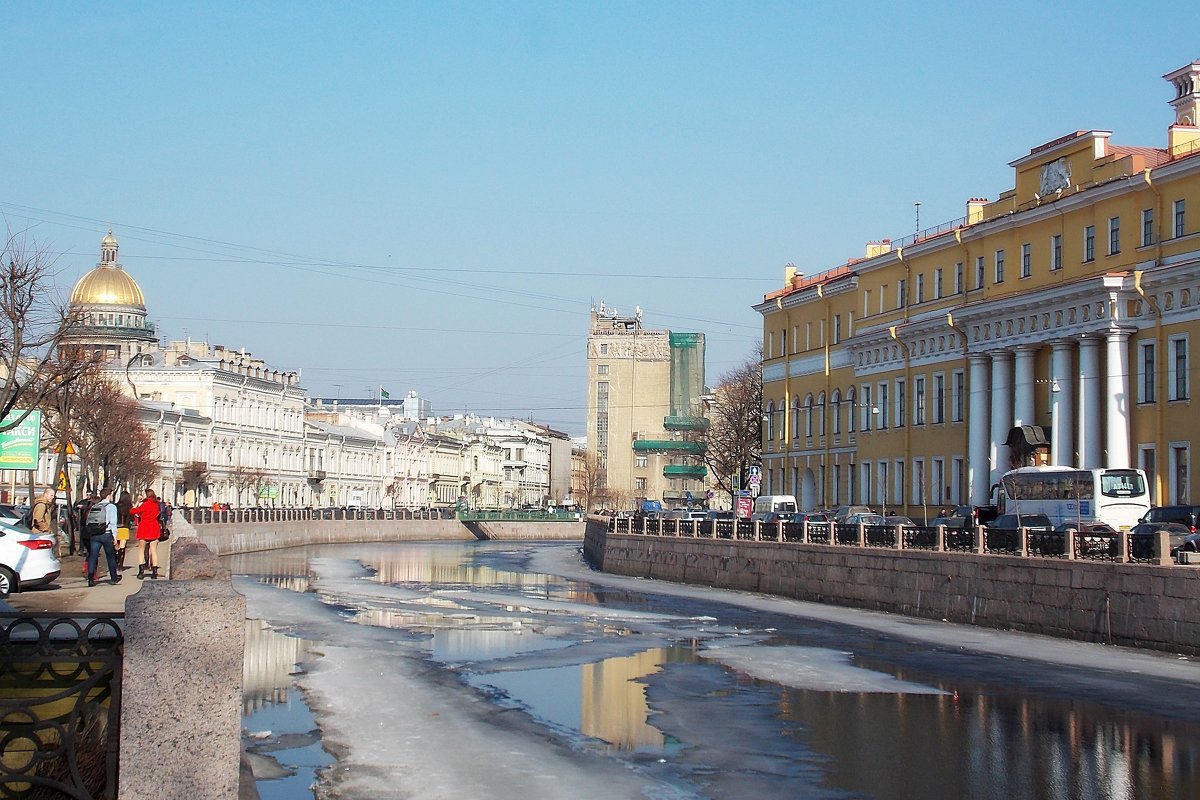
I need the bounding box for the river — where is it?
[230,539,1200,799]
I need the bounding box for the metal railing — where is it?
[183,507,456,524]
[0,614,124,799]
[606,518,1181,566]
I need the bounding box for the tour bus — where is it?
[997,466,1150,530]
[751,494,798,521]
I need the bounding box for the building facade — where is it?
[756,61,1200,515]
[586,304,708,510]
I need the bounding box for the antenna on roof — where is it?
[914,201,921,235]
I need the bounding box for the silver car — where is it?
[0,518,61,597]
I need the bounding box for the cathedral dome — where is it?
[69,230,146,310]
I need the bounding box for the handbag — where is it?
[159,526,171,542]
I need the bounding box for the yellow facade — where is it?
[756,61,1200,516]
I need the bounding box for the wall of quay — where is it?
[196,518,585,556]
[583,524,1200,656]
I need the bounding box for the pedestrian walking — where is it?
[131,487,163,580]
[30,487,61,553]
[115,490,133,570]
[84,488,122,587]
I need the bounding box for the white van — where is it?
[752,495,798,521]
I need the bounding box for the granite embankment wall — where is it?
[583,523,1200,656]
[196,518,586,556]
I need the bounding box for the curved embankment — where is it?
[583,521,1200,656]
[196,518,585,556]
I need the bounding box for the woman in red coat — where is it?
[131,488,163,580]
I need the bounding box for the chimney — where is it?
[966,198,988,224]
[784,263,798,285]
[1165,61,1200,156]
[865,240,892,259]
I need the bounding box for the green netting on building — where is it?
[669,332,705,420]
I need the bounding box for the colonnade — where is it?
[967,328,1132,504]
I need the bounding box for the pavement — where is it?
[1,540,173,615]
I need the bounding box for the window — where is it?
[803,395,814,437]
[896,378,906,428]
[1174,199,1186,239]
[934,373,945,424]
[765,401,775,442]
[833,464,842,506]
[916,273,925,303]
[1051,234,1062,271]
[933,458,945,506]
[914,376,926,425]
[861,384,873,432]
[635,455,648,468]
[861,462,872,505]
[634,477,646,492]
[1142,208,1155,247]
[1141,446,1158,506]
[1020,243,1031,278]
[1170,336,1189,401]
[791,396,801,440]
[817,391,826,435]
[975,256,985,289]
[952,369,965,422]
[599,343,608,355]
[954,262,963,294]
[994,249,1005,283]
[912,458,925,506]
[897,279,907,308]
[833,315,842,344]
[1084,225,1095,262]
[847,387,857,433]
[1108,216,1120,255]
[878,382,889,428]
[831,389,841,434]
[1172,444,1190,504]
[1139,341,1156,404]
[934,268,943,299]
[596,364,608,376]
[878,461,889,508]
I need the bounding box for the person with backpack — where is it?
[85,488,122,588]
[131,487,164,580]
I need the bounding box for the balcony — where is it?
[663,416,709,431]
[632,440,704,455]
[663,464,707,479]
[307,469,327,482]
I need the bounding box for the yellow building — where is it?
[756,60,1200,516]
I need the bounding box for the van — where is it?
[752,495,797,521]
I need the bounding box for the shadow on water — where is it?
[230,541,1200,800]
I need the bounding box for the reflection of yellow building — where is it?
[243,619,316,714]
[580,649,665,751]
[757,60,1200,514]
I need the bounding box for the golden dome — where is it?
[70,266,146,309]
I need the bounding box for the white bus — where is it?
[998,466,1150,530]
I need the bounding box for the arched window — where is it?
[804,394,814,437]
[765,401,776,442]
[817,391,826,436]
[831,390,841,434]
[791,395,801,440]
[847,387,857,433]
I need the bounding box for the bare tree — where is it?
[578,450,608,511]
[231,464,267,507]
[0,228,87,431]
[181,460,210,504]
[67,374,147,493]
[701,349,763,498]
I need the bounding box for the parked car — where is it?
[0,519,60,598]
[1140,505,1200,533]
[828,505,873,521]
[0,504,27,526]
[883,515,915,527]
[931,504,999,529]
[844,512,887,526]
[987,513,1054,531]
[788,512,832,524]
[1126,522,1199,560]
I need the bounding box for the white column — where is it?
[1049,340,1076,467]
[1077,335,1102,469]
[968,354,992,505]
[1013,345,1037,427]
[989,350,1013,488]
[1105,329,1132,468]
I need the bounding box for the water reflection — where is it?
[232,542,1200,800]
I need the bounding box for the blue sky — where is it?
[3,3,1192,435]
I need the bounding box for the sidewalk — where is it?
[1,540,173,615]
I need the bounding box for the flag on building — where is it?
[380,387,390,400]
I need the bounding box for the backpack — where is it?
[84,502,109,538]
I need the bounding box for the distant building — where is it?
[586,303,707,510]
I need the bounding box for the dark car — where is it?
[988,513,1054,531]
[1127,522,1199,560]
[933,504,1000,529]
[1141,505,1200,533]
[788,512,832,524]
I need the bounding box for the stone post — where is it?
[1064,528,1076,560]
[856,522,865,547]
[936,524,946,552]
[119,558,245,798]
[1115,531,1129,563]
[800,520,808,544]
[975,524,985,554]
[1154,530,1174,566]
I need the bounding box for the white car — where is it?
[0,519,61,597]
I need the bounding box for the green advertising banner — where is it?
[257,484,279,499]
[0,410,42,470]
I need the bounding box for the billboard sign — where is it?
[0,410,42,470]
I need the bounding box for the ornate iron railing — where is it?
[0,614,123,799]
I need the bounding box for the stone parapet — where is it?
[583,524,1200,656]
